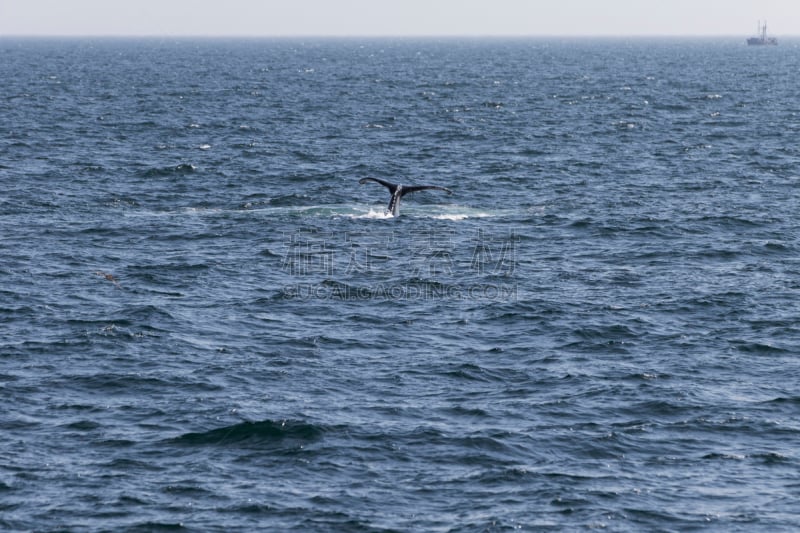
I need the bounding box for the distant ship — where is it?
[747,21,777,46]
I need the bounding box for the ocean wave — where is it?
[141,163,197,178]
[169,419,324,449]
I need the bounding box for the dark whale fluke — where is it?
[359,177,452,217]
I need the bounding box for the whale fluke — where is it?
[359,177,452,217]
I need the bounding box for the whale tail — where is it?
[359,177,452,216]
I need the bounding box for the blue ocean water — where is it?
[1,37,799,531]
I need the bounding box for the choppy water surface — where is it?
[2,37,800,531]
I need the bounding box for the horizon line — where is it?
[1,33,795,39]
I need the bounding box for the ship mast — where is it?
[747,20,777,45]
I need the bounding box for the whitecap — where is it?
[432,214,470,221]
[431,213,478,221]
[349,208,394,220]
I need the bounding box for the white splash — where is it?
[350,208,394,219]
[432,214,471,221]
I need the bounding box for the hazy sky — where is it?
[1,0,798,37]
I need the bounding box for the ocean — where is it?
[1,37,799,531]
